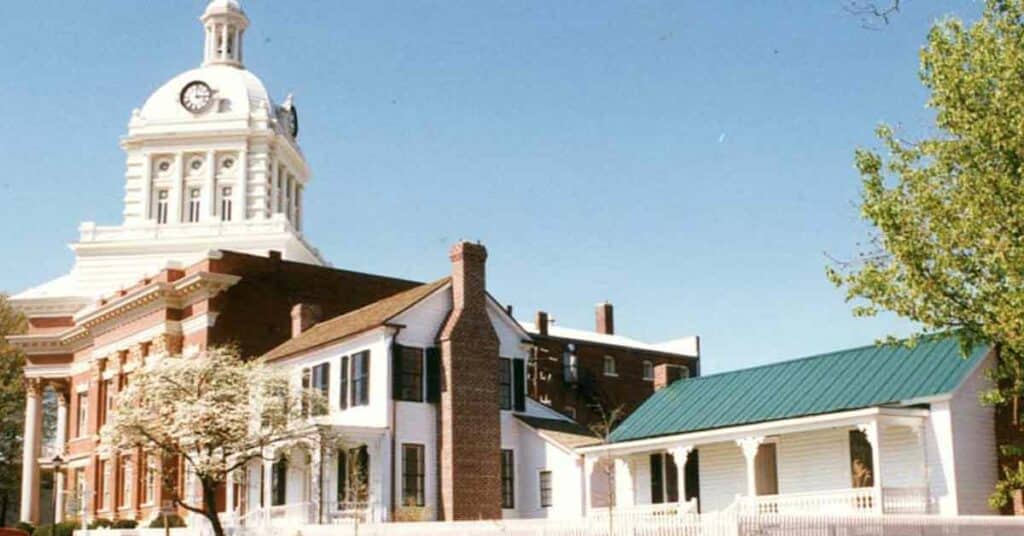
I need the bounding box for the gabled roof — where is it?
[517,321,699,357]
[262,277,451,362]
[610,335,989,443]
[515,415,601,450]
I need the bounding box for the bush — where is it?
[109,520,136,530]
[31,522,74,536]
[147,515,185,529]
[13,523,35,536]
[86,519,111,530]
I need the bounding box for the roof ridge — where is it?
[671,332,957,385]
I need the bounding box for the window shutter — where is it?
[360,351,371,406]
[513,359,526,412]
[425,347,441,403]
[339,356,349,410]
[650,453,664,504]
[392,344,404,401]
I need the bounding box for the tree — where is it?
[100,346,330,536]
[587,401,625,535]
[0,294,27,527]
[827,0,1024,506]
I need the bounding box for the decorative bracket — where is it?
[736,436,765,461]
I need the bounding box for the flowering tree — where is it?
[100,346,328,536]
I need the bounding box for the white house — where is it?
[577,336,999,517]
[239,242,599,525]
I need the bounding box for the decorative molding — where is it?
[857,422,879,448]
[669,445,693,466]
[736,436,765,460]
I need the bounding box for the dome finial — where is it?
[200,0,250,68]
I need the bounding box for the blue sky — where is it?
[0,1,980,373]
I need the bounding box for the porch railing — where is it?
[738,486,930,515]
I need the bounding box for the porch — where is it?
[580,406,936,516]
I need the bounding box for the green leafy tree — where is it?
[827,0,1024,503]
[0,294,27,526]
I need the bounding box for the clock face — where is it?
[180,81,213,113]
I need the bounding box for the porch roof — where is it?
[610,335,988,443]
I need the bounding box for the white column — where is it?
[169,153,183,224]
[53,390,68,522]
[262,449,274,524]
[288,175,297,224]
[613,458,633,507]
[271,161,280,216]
[205,150,216,220]
[20,380,42,523]
[220,24,229,62]
[310,443,322,523]
[141,153,152,220]
[669,446,692,508]
[237,149,249,221]
[737,437,764,499]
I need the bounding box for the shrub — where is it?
[86,519,112,530]
[109,520,136,530]
[13,522,35,536]
[53,521,77,536]
[147,515,185,529]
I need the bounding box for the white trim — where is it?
[576,406,929,456]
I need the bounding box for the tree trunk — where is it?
[201,479,226,536]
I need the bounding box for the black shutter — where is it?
[360,351,371,406]
[665,452,679,503]
[425,347,441,403]
[513,359,526,412]
[392,344,404,401]
[650,453,664,504]
[339,356,349,410]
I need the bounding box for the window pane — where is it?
[401,444,425,507]
[501,450,515,509]
[539,470,553,507]
[498,358,512,410]
[400,347,424,402]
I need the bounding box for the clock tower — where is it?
[12,0,323,315]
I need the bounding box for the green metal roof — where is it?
[610,335,989,443]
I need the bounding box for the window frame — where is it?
[187,187,202,223]
[76,391,89,437]
[155,189,169,224]
[498,358,513,410]
[351,351,370,407]
[398,346,425,402]
[603,355,617,377]
[501,450,515,509]
[271,458,288,506]
[220,186,233,222]
[642,360,654,381]
[401,443,426,507]
[539,470,553,508]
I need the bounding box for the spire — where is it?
[200,0,250,67]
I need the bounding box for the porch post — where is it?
[669,446,692,508]
[858,421,882,512]
[262,448,274,518]
[310,442,322,523]
[20,379,43,523]
[54,389,69,522]
[613,458,634,507]
[737,437,764,498]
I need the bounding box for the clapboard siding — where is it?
[698,441,746,512]
[777,429,850,494]
[880,424,926,488]
[950,354,997,515]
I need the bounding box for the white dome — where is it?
[139,64,271,122]
[204,0,243,17]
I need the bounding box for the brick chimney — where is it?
[437,241,502,520]
[290,303,322,338]
[536,311,549,336]
[595,302,614,335]
[653,363,689,391]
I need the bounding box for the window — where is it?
[398,346,424,402]
[603,356,617,376]
[338,446,368,502]
[351,351,370,407]
[402,444,425,507]
[311,362,330,415]
[539,470,553,508]
[143,455,156,505]
[498,358,513,410]
[100,459,111,510]
[101,379,114,427]
[119,456,133,508]
[75,469,86,508]
[156,190,169,224]
[754,443,779,496]
[563,346,578,383]
[76,392,88,437]
[649,453,679,504]
[271,458,287,506]
[849,430,874,488]
[220,187,233,222]
[339,355,349,410]
[643,361,654,381]
[187,188,201,223]
[501,450,515,509]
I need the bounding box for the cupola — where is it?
[201,0,249,67]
